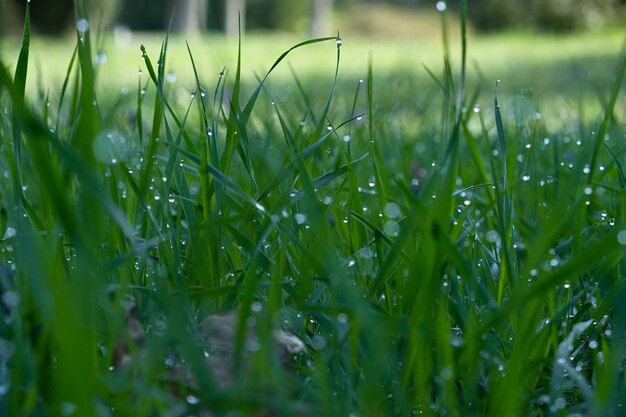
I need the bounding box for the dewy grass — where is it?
[1,2,626,417]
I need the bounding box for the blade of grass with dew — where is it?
[186,42,221,220]
[10,1,29,209]
[587,36,626,183]
[493,82,517,304]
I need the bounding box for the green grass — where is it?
[1,3,626,416]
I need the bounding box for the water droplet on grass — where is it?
[383,202,401,219]
[2,227,16,240]
[254,202,266,213]
[245,337,261,352]
[336,37,343,48]
[522,174,531,181]
[1,292,19,310]
[96,52,107,64]
[358,246,375,259]
[617,230,626,245]
[440,366,453,380]
[384,221,399,236]
[76,19,89,33]
[311,335,326,350]
[436,1,447,12]
[60,402,77,416]
[186,394,200,405]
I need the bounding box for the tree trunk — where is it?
[225,0,246,37]
[171,0,208,33]
[311,0,334,37]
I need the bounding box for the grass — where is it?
[1,2,626,416]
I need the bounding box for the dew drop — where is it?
[1,292,19,308]
[359,246,375,259]
[384,221,399,236]
[245,337,261,352]
[254,202,266,213]
[60,402,77,416]
[76,19,89,33]
[95,52,107,64]
[3,227,16,240]
[383,202,401,219]
[311,335,326,350]
[186,395,200,405]
[436,1,447,12]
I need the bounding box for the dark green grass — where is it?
[1,2,626,416]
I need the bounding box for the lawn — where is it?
[1,3,626,417]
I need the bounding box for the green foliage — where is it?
[247,0,309,31]
[468,0,625,32]
[1,2,626,417]
[5,0,121,34]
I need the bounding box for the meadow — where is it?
[1,3,626,416]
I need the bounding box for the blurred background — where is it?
[2,0,625,39]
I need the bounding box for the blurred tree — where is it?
[311,0,334,37]
[169,0,208,33]
[467,0,625,32]
[8,0,74,34]
[225,0,246,36]
[246,0,307,31]
[117,0,169,31]
[6,0,121,34]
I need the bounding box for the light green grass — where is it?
[1,3,626,417]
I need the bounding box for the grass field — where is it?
[1,2,626,416]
